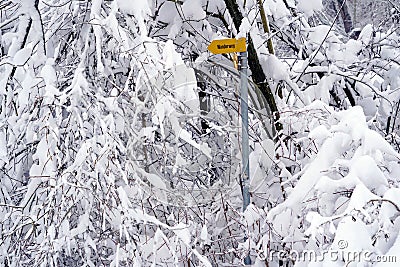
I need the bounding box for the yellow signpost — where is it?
[208,37,250,265]
[207,36,250,214]
[207,37,246,54]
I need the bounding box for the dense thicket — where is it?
[0,0,399,266]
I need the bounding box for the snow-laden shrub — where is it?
[1,0,400,266]
[260,101,400,266]
[0,1,216,266]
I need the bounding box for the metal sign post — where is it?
[239,51,251,266]
[239,52,250,213]
[208,38,251,265]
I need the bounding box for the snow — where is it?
[332,216,375,255]
[172,64,199,113]
[172,223,191,245]
[144,172,167,190]
[358,24,374,44]
[65,142,91,171]
[344,183,380,218]
[304,25,335,47]
[152,97,174,139]
[268,101,400,263]
[267,130,345,220]
[12,46,32,65]
[308,125,332,142]
[2,1,400,266]
[263,54,290,81]
[182,0,206,20]
[359,97,377,119]
[40,59,57,84]
[0,130,7,163]
[331,106,367,141]
[264,0,291,21]
[349,155,388,195]
[297,0,323,18]
[178,128,212,159]
[343,39,362,62]
[375,233,400,267]
[162,40,184,69]
[362,129,400,159]
[200,224,208,241]
[40,59,60,100]
[243,204,261,226]
[117,187,132,209]
[116,0,151,37]
[249,138,274,190]
[238,18,251,38]
[379,189,400,234]
[304,211,324,239]
[29,137,57,177]
[168,21,183,39]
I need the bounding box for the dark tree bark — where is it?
[223,0,281,132]
[337,0,353,33]
[198,80,210,134]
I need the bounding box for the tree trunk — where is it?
[223,0,281,132]
[257,0,275,55]
[337,0,353,33]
